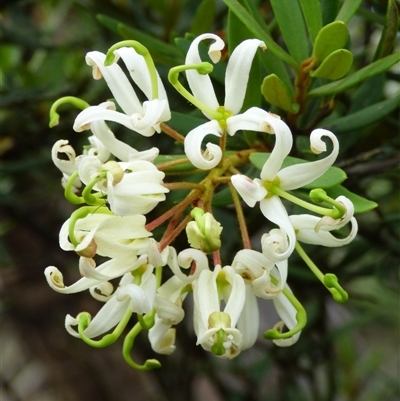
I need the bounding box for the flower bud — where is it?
[186,208,222,253]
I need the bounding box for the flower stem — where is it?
[49,96,89,127]
[160,122,185,143]
[77,308,132,348]
[229,182,251,249]
[295,241,348,303]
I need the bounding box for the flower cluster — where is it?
[46,34,358,369]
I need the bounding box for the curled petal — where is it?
[89,281,114,302]
[168,247,209,283]
[184,120,223,170]
[185,33,224,116]
[52,140,81,177]
[116,283,153,315]
[226,107,271,136]
[279,129,339,190]
[314,196,354,232]
[259,114,294,182]
[86,51,142,115]
[89,102,139,162]
[77,155,103,186]
[86,135,110,163]
[154,295,185,326]
[130,99,171,136]
[224,39,266,114]
[231,175,267,207]
[290,214,358,247]
[148,317,176,355]
[260,197,296,262]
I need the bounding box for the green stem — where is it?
[49,96,90,127]
[64,171,84,205]
[271,186,343,219]
[105,40,159,100]
[81,172,107,206]
[122,320,161,370]
[295,241,348,303]
[168,62,222,119]
[77,308,132,348]
[229,182,251,249]
[264,277,307,340]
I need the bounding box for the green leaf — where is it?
[261,74,299,113]
[321,0,340,25]
[322,94,400,133]
[326,186,378,214]
[169,111,207,135]
[227,0,262,110]
[191,0,216,36]
[299,0,323,44]
[310,49,353,79]
[270,0,309,64]
[313,21,349,62]
[374,0,399,60]
[249,153,347,189]
[96,15,183,65]
[308,52,400,96]
[222,0,298,69]
[212,187,234,206]
[335,0,363,23]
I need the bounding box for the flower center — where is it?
[216,106,233,129]
[263,176,281,198]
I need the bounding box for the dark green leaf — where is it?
[169,111,207,135]
[299,0,323,44]
[191,0,217,36]
[310,49,353,80]
[322,94,400,133]
[270,0,309,64]
[308,52,400,96]
[321,0,340,25]
[261,74,299,112]
[249,153,347,189]
[313,21,349,62]
[326,186,378,213]
[335,0,363,23]
[374,0,399,60]
[222,0,298,69]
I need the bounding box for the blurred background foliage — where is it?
[1,0,399,401]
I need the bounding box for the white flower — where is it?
[193,264,246,359]
[77,156,169,216]
[182,34,266,169]
[232,249,287,299]
[59,213,152,258]
[65,265,157,340]
[231,113,340,262]
[73,49,170,137]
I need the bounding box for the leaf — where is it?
[335,0,363,23]
[270,0,309,64]
[299,0,323,44]
[308,52,400,96]
[249,153,347,189]
[96,15,183,65]
[322,94,400,133]
[191,0,216,36]
[227,0,262,110]
[326,185,378,213]
[374,0,399,60]
[261,74,299,113]
[321,0,340,25]
[310,49,353,80]
[169,111,207,134]
[313,21,349,62]
[222,0,298,69]
[212,187,234,206]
